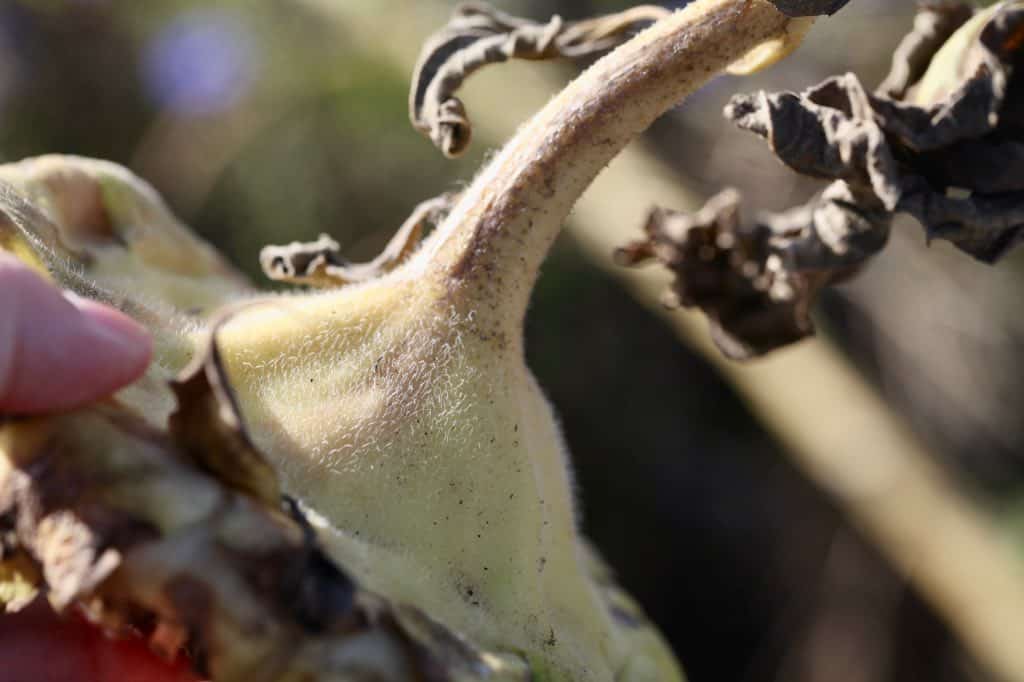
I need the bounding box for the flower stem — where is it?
[417,0,797,331]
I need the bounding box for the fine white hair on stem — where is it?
[414,0,797,331]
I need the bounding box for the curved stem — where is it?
[414,0,796,331]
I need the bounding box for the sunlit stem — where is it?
[416,0,798,333]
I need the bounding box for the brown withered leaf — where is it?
[616,188,871,360]
[260,193,454,288]
[622,2,1024,360]
[410,2,669,157]
[726,1,1024,263]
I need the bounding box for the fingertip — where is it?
[0,258,153,414]
[69,294,154,383]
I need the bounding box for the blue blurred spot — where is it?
[142,9,257,116]
[0,7,29,114]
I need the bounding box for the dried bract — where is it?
[260,194,454,287]
[727,1,1024,263]
[410,2,669,156]
[616,188,870,359]
[617,1,1024,360]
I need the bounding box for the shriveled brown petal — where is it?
[728,74,903,209]
[616,188,872,360]
[899,182,1024,260]
[725,2,1024,262]
[633,2,1024,362]
[409,2,669,157]
[767,180,891,274]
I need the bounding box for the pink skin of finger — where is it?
[0,252,152,414]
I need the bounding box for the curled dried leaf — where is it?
[410,2,669,157]
[260,193,455,287]
[623,2,1024,360]
[616,188,875,360]
[726,1,1024,263]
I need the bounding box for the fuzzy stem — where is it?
[415,0,795,330]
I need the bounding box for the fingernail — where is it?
[67,293,153,377]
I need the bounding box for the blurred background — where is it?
[3,0,1023,680]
